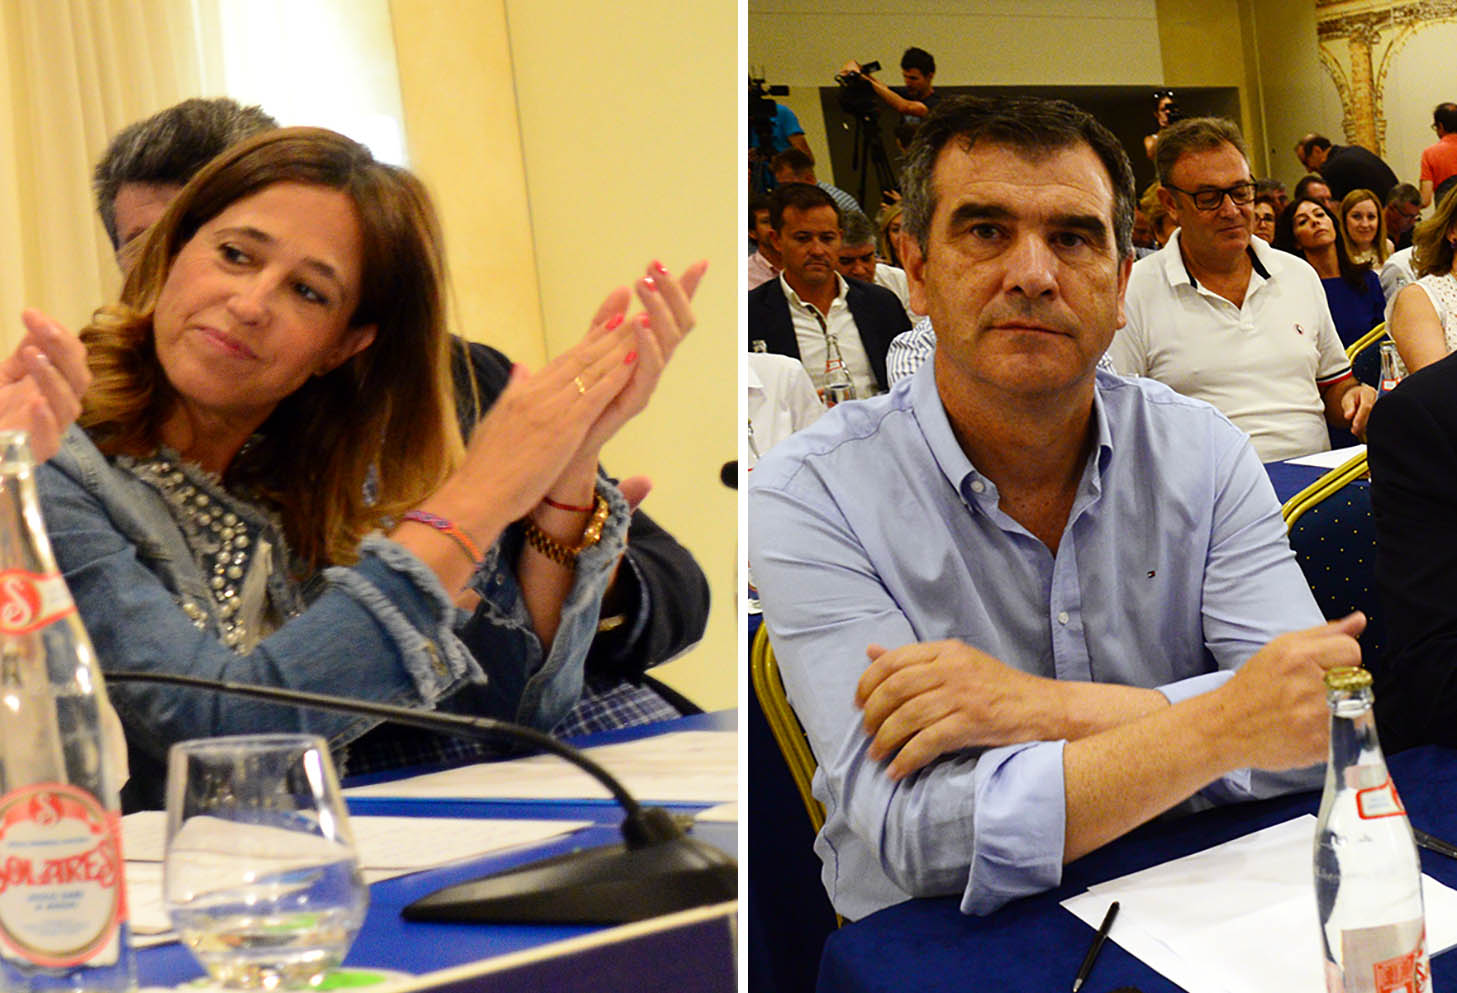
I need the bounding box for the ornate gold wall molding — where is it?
[1315,0,1457,155]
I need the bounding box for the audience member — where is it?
[1387,183,1457,376]
[838,211,916,320]
[1255,177,1289,214]
[749,95,1356,921]
[747,352,823,470]
[1368,348,1457,752]
[1296,133,1398,203]
[1385,183,1423,250]
[1338,188,1390,264]
[1294,173,1336,213]
[96,100,710,741]
[772,148,865,219]
[1114,117,1373,461]
[1272,197,1384,349]
[94,97,278,268]
[1419,102,1457,206]
[838,47,940,124]
[876,202,905,268]
[748,183,908,399]
[46,127,708,807]
[1139,182,1179,247]
[1252,192,1278,243]
[1143,89,1179,161]
[748,193,782,289]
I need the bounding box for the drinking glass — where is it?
[163,734,369,990]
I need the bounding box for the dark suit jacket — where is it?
[747,276,911,392]
[1369,350,1457,751]
[449,339,710,681]
[1322,144,1399,203]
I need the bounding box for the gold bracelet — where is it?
[523,493,611,567]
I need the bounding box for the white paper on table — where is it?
[1062,815,1457,993]
[343,729,737,804]
[694,802,737,823]
[1283,444,1366,469]
[121,811,591,941]
[123,810,590,869]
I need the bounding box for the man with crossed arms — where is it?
[748,96,1361,919]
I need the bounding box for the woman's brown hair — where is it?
[81,127,464,569]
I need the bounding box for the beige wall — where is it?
[392,0,738,710]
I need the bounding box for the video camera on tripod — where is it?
[748,74,789,159]
[834,60,881,120]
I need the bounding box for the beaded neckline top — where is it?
[116,449,301,652]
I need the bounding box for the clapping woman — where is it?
[38,128,704,806]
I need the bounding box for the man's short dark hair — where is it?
[900,47,935,76]
[770,183,839,231]
[840,210,876,248]
[94,97,278,248]
[1254,177,1286,197]
[1153,117,1249,187]
[1435,103,1457,134]
[1388,182,1421,208]
[771,147,814,177]
[900,95,1135,260]
[1294,173,1330,201]
[1298,134,1333,157]
[749,193,774,231]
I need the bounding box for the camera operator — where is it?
[838,47,939,125]
[748,76,814,163]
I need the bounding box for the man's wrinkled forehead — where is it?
[933,136,1116,207]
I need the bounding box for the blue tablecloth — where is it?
[818,745,1457,993]
[137,712,737,992]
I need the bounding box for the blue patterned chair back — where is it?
[1285,472,1384,671]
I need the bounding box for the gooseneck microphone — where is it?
[102,670,736,925]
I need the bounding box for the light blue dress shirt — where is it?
[747,360,1323,920]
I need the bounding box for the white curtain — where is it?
[0,0,211,346]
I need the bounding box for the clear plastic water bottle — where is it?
[822,334,857,408]
[1314,666,1429,993]
[0,432,134,992]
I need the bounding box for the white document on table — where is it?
[121,811,591,936]
[1061,815,1457,993]
[343,729,737,804]
[1283,444,1366,469]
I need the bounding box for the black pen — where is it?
[1072,900,1119,993]
[1415,827,1457,860]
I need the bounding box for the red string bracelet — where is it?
[543,496,594,513]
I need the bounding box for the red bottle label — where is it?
[0,784,124,968]
[1356,778,1407,819]
[0,571,75,636]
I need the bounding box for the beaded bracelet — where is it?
[402,510,483,567]
[524,493,611,567]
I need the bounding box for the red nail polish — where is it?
[642,276,657,291]
[624,350,638,364]
[605,313,625,330]
[652,260,668,275]
[638,313,652,328]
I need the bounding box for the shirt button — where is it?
[970,481,985,494]
[1057,611,1070,625]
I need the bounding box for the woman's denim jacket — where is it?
[37,427,629,795]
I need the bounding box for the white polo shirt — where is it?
[781,273,879,399]
[1110,229,1352,462]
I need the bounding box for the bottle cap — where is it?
[1324,666,1372,691]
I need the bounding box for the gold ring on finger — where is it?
[573,375,587,396]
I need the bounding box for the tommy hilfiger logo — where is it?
[1294,323,1306,335]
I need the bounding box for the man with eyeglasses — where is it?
[1111,117,1375,462]
[1419,103,1457,208]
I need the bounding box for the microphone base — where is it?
[401,835,737,925]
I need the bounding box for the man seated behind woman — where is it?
[37,127,704,807]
